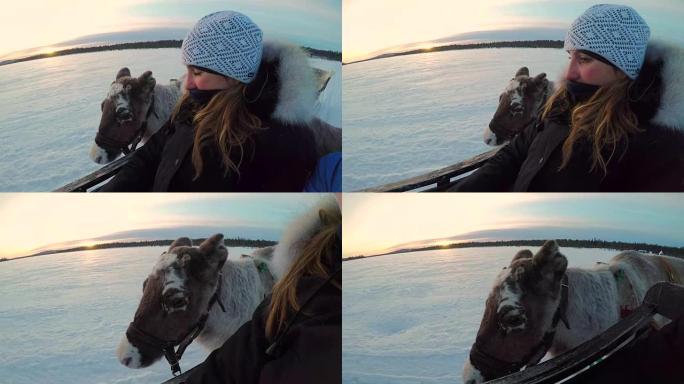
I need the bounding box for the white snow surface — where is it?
[0,245,257,384]
[343,48,568,191]
[0,49,340,191]
[342,246,621,384]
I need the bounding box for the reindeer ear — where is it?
[139,71,156,90]
[533,72,547,84]
[532,240,567,279]
[511,249,533,263]
[169,237,192,250]
[515,67,529,77]
[116,67,131,80]
[199,234,228,266]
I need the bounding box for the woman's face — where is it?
[564,50,622,86]
[184,66,233,91]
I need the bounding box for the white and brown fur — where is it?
[647,40,684,130]
[116,234,275,368]
[90,67,183,164]
[463,240,684,383]
[117,196,338,369]
[484,66,554,146]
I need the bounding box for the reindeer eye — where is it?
[502,314,525,328]
[163,295,189,312]
[169,298,186,308]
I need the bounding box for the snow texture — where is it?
[0,49,340,191]
[342,48,568,191]
[342,246,620,384]
[0,245,257,383]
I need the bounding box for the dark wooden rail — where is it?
[53,152,135,192]
[360,147,501,192]
[160,364,202,384]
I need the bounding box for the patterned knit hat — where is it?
[182,11,263,83]
[564,4,650,79]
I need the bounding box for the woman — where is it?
[453,4,684,192]
[185,196,341,384]
[101,11,320,191]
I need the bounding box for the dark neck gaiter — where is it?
[188,89,222,106]
[566,80,601,105]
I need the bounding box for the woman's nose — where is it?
[565,60,580,81]
[185,73,196,90]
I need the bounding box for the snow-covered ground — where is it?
[343,48,569,191]
[0,49,340,191]
[0,245,257,384]
[342,246,622,384]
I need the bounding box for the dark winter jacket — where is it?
[185,213,342,384]
[100,42,323,192]
[452,41,684,192]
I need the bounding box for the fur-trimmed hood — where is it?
[271,196,339,280]
[631,40,684,130]
[245,41,318,126]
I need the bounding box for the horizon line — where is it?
[344,238,684,260]
[343,39,563,65]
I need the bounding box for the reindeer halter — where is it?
[470,274,570,379]
[125,273,226,377]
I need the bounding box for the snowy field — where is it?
[342,246,625,384]
[0,49,341,191]
[343,48,568,191]
[0,245,258,384]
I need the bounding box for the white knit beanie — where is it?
[181,11,263,83]
[564,4,650,79]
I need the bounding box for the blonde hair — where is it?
[171,79,263,179]
[541,76,641,176]
[265,205,342,339]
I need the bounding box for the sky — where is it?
[1,0,341,58]
[343,0,684,62]
[343,194,684,258]
[0,193,330,259]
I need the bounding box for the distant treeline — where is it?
[344,239,684,261]
[346,40,564,65]
[1,40,341,66]
[0,237,276,263]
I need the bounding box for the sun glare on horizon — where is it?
[343,0,682,62]
[343,194,684,258]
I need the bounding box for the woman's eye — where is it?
[192,71,202,76]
